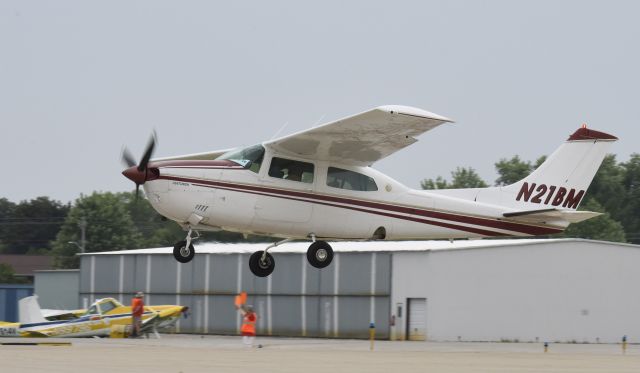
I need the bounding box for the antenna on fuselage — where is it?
[270,121,289,140]
[312,114,326,128]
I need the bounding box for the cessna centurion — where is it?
[121,105,617,277]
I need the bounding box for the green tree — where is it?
[558,199,626,242]
[583,155,626,219]
[620,154,640,243]
[421,167,487,190]
[494,155,547,186]
[450,167,488,188]
[0,198,16,252]
[495,155,532,186]
[0,263,15,283]
[0,197,69,255]
[0,263,26,284]
[420,176,449,190]
[51,192,142,268]
[534,155,547,169]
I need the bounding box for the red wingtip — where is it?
[568,127,618,141]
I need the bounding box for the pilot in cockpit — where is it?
[285,164,302,182]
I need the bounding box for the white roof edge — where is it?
[77,238,638,256]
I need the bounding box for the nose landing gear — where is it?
[173,228,199,263]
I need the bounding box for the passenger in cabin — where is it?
[285,164,303,182]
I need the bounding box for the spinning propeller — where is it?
[121,132,157,199]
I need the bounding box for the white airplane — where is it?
[122,105,617,277]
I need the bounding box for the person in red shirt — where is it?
[237,304,257,347]
[130,291,144,337]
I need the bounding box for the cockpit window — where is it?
[218,144,265,173]
[85,305,99,316]
[99,301,118,314]
[327,167,378,191]
[268,157,314,183]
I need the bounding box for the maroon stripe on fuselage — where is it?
[158,175,562,236]
[189,180,509,237]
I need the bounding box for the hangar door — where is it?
[407,298,427,341]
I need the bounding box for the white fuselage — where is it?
[142,146,560,240]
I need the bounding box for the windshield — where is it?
[85,305,99,316]
[218,144,265,173]
[99,300,118,314]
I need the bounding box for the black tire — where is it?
[249,250,275,277]
[173,240,195,263]
[307,241,333,268]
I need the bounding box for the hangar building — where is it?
[78,239,640,343]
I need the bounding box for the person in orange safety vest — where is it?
[130,291,144,337]
[237,304,257,347]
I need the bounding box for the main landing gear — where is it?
[173,228,199,263]
[170,229,334,277]
[248,235,334,277]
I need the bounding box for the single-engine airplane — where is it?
[0,296,188,338]
[121,105,617,277]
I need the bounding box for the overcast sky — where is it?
[1,0,638,203]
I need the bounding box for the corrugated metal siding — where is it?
[0,284,34,322]
[80,251,391,339]
[34,270,79,309]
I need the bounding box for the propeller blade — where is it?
[137,131,157,172]
[121,147,137,168]
[135,184,140,201]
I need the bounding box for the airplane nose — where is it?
[122,166,148,184]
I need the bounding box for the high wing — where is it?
[265,105,453,166]
[151,148,234,162]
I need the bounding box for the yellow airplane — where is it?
[0,297,188,338]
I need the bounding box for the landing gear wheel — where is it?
[307,241,333,268]
[173,240,195,263]
[249,251,275,277]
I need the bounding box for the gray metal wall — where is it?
[80,251,391,339]
[34,270,79,309]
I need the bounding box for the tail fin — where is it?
[501,126,617,211]
[425,126,617,230]
[18,295,47,324]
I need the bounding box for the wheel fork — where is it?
[261,238,295,263]
[185,227,200,249]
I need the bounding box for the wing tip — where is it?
[376,105,454,123]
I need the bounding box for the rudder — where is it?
[502,126,617,210]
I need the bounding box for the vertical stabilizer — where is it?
[501,126,617,210]
[18,295,47,324]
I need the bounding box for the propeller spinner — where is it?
[121,132,157,198]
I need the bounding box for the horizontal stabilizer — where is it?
[503,208,601,224]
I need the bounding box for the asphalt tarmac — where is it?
[0,335,637,373]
